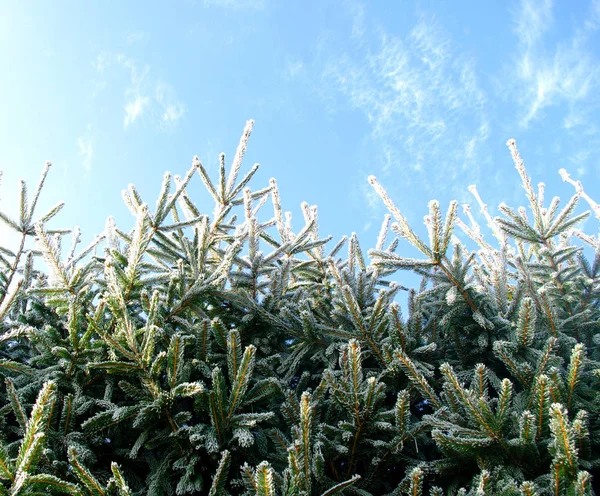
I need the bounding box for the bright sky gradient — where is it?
[1,0,600,263]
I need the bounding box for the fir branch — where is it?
[253,461,275,496]
[227,120,254,195]
[110,463,132,496]
[209,450,231,496]
[319,474,361,496]
[6,378,29,434]
[68,447,106,496]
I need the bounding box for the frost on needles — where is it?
[0,123,599,495]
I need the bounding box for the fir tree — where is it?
[0,124,598,495]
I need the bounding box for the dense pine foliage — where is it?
[0,123,599,495]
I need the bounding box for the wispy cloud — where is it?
[78,137,93,172]
[126,31,145,44]
[321,10,489,204]
[285,60,304,79]
[156,82,185,126]
[569,150,591,177]
[120,56,151,128]
[511,0,600,127]
[93,53,185,130]
[162,104,185,124]
[512,0,553,49]
[95,53,109,73]
[124,95,149,127]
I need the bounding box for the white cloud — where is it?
[511,0,600,127]
[364,182,381,211]
[350,2,366,41]
[120,57,150,91]
[126,31,145,44]
[78,137,93,171]
[95,53,109,72]
[93,53,185,130]
[286,60,304,78]
[124,95,149,127]
[517,47,597,127]
[156,83,185,126]
[569,150,591,176]
[321,12,489,199]
[162,104,185,123]
[513,0,553,48]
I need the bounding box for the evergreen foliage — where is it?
[0,124,599,495]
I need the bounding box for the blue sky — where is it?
[1,0,599,264]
